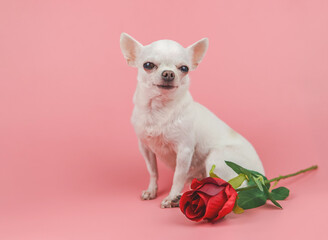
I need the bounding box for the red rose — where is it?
[180,177,238,222]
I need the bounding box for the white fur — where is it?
[120,33,265,208]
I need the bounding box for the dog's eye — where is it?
[143,62,156,70]
[179,65,189,73]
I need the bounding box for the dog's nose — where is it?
[161,70,175,82]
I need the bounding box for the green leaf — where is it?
[209,164,219,178]
[271,187,290,200]
[225,161,252,178]
[228,174,247,189]
[226,161,285,209]
[263,185,282,208]
[248,171,270,188]
[258,175,265,185]
[225,161,270,187]
[252,177,264,192]
[237,188,267,209]
[249,170,264,178]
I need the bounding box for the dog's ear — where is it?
[120,33,143,67]
[187,38,209,70]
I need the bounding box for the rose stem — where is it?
[236,165,318,192]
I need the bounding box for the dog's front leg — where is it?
[139,141,158,200]
[161,147,193,208]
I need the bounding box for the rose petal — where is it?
[185,205,199,219]
[192,197,200,205]
[212,177,230,186]
[179,191,194,213]
[193,208,206,222]
[184,201,206,222]
[190,177,222,190]
[190,178,205,190]
[203,190,227,220]
[214,186,238,221]
[193,192,210,215]
[197,192,210,205]
[191,197,200,210]
[194,197,205,213]
[215,195,237,220]
[182,178,237,222]
[224,184,238,200]
[197,183,225,196]
[187,208,206,222]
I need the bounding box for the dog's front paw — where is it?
[141,189,157,200]
[160,195,181,208]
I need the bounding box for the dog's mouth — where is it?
[154,84,177,90]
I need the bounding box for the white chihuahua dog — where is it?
[120,33,265,208]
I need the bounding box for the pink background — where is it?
[0,0,327,239]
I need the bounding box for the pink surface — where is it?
[0,0,327,239]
